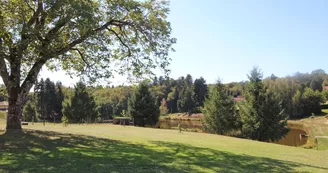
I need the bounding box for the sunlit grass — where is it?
[1,120,328,173]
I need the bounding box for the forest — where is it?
[1,68,327,141]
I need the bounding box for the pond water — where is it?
[275,128,308,147]
[158,119,203,130]
[158,119,308,147]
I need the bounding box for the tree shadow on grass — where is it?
[0,130,327,173]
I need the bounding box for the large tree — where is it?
[238,67,289,142]
[0,0,175,129]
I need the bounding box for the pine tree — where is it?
[193,77,208,108]
[128,82,159,126]
[238,67,289,142]
[202,80,237,135]
[55,82,64,118]
[62,82,98,123]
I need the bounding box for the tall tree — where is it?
[62,82,98,123]
[238,67,289,142]
[193,77,208,107]
[202,80,237,135]
[0,0,175,129]
[54,82,64,118]
[128,82,159,126]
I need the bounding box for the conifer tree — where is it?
[62,82,98,123]
[238,67,289,142]
[202,80,237,135]
[128,82,159,126]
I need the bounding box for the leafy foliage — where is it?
[22,101,37,122]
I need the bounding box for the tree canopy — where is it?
[0,0,175,129]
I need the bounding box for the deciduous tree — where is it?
[0,0,175,129]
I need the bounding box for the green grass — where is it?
[0,111,6,120]
[1,120,328,172]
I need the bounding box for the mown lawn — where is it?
[0,120,328,173]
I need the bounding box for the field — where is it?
[1,120,328,173]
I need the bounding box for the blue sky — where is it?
[167,0,328,84]
[2,0,328,86]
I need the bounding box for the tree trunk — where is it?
[6,91,23,129]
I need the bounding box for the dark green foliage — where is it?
[55,82,64,117]
[239,67,289,142]
[22,102,37,122]
[202,80,237,135]
[98,103,113,119]
[177,74,196,114]
[128,82,159,126]
[34,78,63,121]
[193,77,208,108]
[62,82,98,123]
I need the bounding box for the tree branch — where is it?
[20,58,46,96]
[0,56,9,88]
[71,48,91,67]
[25,0,36,13]
[107,28,131,56]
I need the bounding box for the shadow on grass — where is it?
[0,130,326,173]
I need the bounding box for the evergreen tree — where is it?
[55,82,64,118]
[128,82,159,126]
[202,80,237,135]
[238,67,289,142]
[34,78,46,120]
[177,87,195,114]
[62,82,98,123]
[193,77,208,107]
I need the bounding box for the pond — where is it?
[158,119,203,131]
[275,128,308,147]
[158,119,308,147]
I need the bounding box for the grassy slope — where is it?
[1,120,328,173]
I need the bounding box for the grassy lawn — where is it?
[1,120,328,173]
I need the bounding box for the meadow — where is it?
[1,120,328,173]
